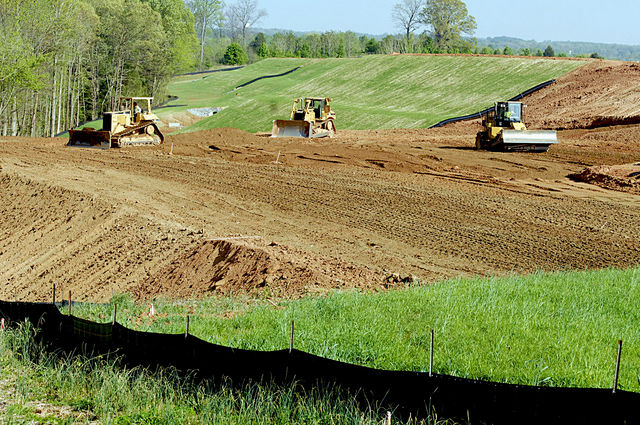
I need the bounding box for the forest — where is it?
[0,0,200,137]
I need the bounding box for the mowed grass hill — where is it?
[163,55,584,133]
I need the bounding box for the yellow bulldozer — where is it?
[68,97,164,149]
[475,101,557,152]
[271,97,336,138]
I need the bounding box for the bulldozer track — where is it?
[112,122,163,147]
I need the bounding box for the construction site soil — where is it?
[1,59,639,302]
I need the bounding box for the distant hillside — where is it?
[165,55,583,133]
[478,37,640,61]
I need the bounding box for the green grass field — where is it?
[2,267,636,423]
[163,55,584,133]
[68,267,640,393]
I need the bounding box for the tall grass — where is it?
[72,267,640,392]
[0,324,447,424]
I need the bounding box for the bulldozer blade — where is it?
[501,130,558,152]
[271,120,312,138]
[67,129,111,149]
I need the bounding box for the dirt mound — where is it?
[524,61,640,130]
[162,127,264,156]
[133,237,384,299]
[570,163,640,194]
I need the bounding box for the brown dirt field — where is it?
[1,60,639,302]
[524,60,640,129]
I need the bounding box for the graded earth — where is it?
[1,59,639,302]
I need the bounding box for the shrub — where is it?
[223,43,248,65]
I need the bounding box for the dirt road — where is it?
[1,60,639,302]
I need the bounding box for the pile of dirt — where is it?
[524,61,640,130]
[570,163,640,194]
[133,237,385,299]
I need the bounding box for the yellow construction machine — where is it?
[68,97,164,149]
[271,97,336,138]
[475,101,557,152]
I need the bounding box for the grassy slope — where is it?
[164,55,584,133]
[73,267,640,392]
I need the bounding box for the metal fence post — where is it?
[613,339,623,393]
[429,329,434,377]
[289,320,295,354]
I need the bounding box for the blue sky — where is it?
[254,0,639,45]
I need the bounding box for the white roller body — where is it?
[501,130,558,146]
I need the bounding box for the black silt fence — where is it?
[234,67,302,89]
[429,80,556,128]
[0,301,637,425]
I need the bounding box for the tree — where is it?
[187,0,224,68]
[364,38,379,54]
[223,42,248,64]
[520,47,531,56]
[298,41,311,58]
[543,45,555,57]
[226,0,267,45]
[480,46,492,55]
[503,46,513,56]
[420,0,476,53]
[336,40,345,58]
[249,32,266,52]
[417,32,435,53]
[392,0,422,52]
[256,42,270,58]
[142,0,199,73]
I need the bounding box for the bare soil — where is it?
[1,60,639,302]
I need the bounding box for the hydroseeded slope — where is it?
[165,55,584,132]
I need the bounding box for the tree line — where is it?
[198,0,479,65]
[0,0,617,137]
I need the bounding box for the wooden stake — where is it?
[68,291,71,316]
[289,320,295,354]
[185,315,190,338]
[429,329,434,377]
[112,304,117,325]
[52,283,56,305]
[385,411,392,425]
[613,339,623,393]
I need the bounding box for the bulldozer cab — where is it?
[308,98,325,119]
[291,97,331,121]
[119,97,154,123]
[491,101,523,127]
